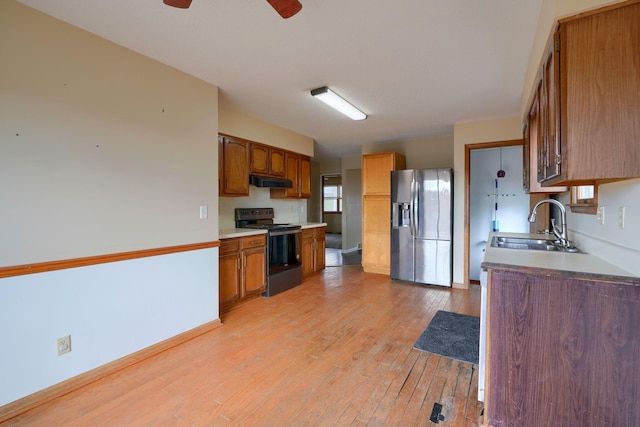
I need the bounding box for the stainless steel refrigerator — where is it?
[391,168,453,287]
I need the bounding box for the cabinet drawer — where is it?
[220,238,240,254]
[241,234,266,249]
[302,229,315,240]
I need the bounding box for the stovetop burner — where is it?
[234,208,300,232]
[241,223,297,230]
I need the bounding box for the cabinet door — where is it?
[525,90,567,193]
[241,246,266,297]
[219,135,250,196]
[543,37,561,181]
[315,229,326,271]
[270,148,286,177]
[487,269,640,426]
[249,143,270,175]
[522,120,531,193]
[557,3,640,184]
[362,196,391,274]
[299,156,311,198]
[219,252,240,312]
[284,152,300,198]
[301,232,315,277]
[362,153,397,196]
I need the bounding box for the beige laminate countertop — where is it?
[219,228,268,239]
[298,222,327,229]
[219,222,326,239]
[482,232,640,284]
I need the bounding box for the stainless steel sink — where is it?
[491,236,582,253]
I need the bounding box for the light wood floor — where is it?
[4,266,483,426]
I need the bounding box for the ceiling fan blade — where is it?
[163,0,192,8]
[266,0,302,19]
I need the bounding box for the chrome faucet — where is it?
[528,199,569,247]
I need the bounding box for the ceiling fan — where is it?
[163,0,303,19]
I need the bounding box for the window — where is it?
[323,177,342,213]
[569,185,598,214]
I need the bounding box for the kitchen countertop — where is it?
[298,222,327,229]
[219,222,327,239]
[482,232,640,284]
[219,228,268,239]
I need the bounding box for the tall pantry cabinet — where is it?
[362,152,406,274]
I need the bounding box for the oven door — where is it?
[267,229,301,275]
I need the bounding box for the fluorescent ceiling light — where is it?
[310,86,367,121]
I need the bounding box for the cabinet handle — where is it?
[250,240,261,245]
[236,259,240,270]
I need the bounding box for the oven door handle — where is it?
[268,229,301,237]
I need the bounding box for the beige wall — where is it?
[218,95,314,156]
[452,116,523,286]
[0,0,219,266]
[217,95,315,226]
[361,135,454,169]
[0,1,221,406]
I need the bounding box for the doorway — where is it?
[465,140,529,284]
[322,174,361,266]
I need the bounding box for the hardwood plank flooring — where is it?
[3,266,482,426]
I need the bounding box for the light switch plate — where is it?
[618,206,625,229]
[597,206,605,225]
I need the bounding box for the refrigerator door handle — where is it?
[410,179,417,236]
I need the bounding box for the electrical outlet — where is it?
[199,205,208,219]
[597,206,605,225]
[57,335,71,356]
[618,206,625,229]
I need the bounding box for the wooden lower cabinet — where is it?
[485,269,640,426]
[362,195,393,274]
[301,226,325,278]
[219,234,266,314]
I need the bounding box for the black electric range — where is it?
[235,208,302,296]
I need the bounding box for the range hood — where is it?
[249,174,293,188]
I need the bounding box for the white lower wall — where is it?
[0,248,219,407]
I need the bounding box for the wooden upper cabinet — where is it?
[219,133,309,198]
[532,2,640,187]
[270,153,311,199]
[362,152,406,196]
[270,148,286,177]
[535,37,561,184]
[219,134,250,196]
[523,81,567,193]
[542,35,561,182]
[249,143,286,177]
[249,143,270,175]
[299,155,311,198]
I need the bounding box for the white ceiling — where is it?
[17,0,542,162]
